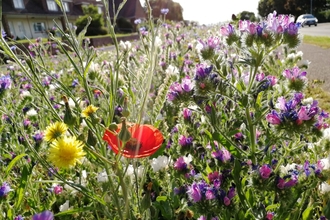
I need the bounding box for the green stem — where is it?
[246,107,256,164]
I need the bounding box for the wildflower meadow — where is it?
[1,1,330,219]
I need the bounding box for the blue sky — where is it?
[140,0,260,24]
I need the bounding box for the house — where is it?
[109,0,146,32]
[1,0,145,39]
[2,0,105,39]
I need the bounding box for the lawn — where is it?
[303,35,330,49]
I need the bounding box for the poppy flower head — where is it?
[103,121,164,158]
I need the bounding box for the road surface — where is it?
[298,22,330,37]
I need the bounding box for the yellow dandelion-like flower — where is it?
[81,105,99,118]
[44,121,68,142]
[48,136,86,169]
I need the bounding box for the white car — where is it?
[296,14,318,27]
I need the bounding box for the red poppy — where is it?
[103,123,164,158]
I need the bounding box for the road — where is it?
[298,22,330,36]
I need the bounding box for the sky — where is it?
[140,0,260,25]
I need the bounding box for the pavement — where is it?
[298,43,330,92]
[296,23,330,91]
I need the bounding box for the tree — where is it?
[75,5,108,36]
[258,0,328,18]
[147,0,184,21]
[238,11,257,21]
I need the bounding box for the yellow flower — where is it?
[48,136,86,169]
[44,121,68,142]
[81,105,99,118]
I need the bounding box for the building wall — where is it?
[5,15,77,39]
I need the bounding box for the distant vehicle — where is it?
[296,14,318,27]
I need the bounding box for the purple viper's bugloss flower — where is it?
[0,75,11,91]
[0,182,11,197]
[14,215,24,220]
[173,157,188,171]
[160,8,169,15]
[187,182,202,202]
[32,210,54,220]
[259,164,272,179]
[181,76,193,92]
[266,110,281,125]
[220,24,234,36]
[212,148,231,162]
[183,108,192,120]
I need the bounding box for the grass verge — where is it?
[303,35,330,49]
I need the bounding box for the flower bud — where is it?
[118,117,131,142]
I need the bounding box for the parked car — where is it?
[296,14,318,27]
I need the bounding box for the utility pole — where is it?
[310,0,313,14]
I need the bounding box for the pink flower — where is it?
[259,164,272,179]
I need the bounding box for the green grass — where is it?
[305,81,330,114]
[303,35,330,49]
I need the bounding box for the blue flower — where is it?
[0,182,11,197]
[160,8,169,15]
[32,210,54,220]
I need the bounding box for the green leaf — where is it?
[54,206,97,216]
[6,153,27,177]
[266,204,279,211]
[246,188,254,207]
[14,165,29,209]
[6,209,13,220]
[302,206,313,220]
[156,196,167,202]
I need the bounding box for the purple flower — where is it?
[183,108,192,120]
[160,8,169,15]
[266,211,274,220]
[134,19,141,24]
[195,64,213,80]
[286,22,299,35]
[33,131,44,143]
[14,215,24,220]
[0,75,11,91]
[283,66,307,81]
[173,157,188,171]
[187,182,202,202]
[32,210,54,220]
[266,110,281,125]
[53,185,63,195]
[0,182,11,197]
[181,76,193,92]
[223,196,231,206]
[212,148,231,162]
[259,164,272,179]
[205,189,216,200]
[304,160,311,177]
[178,135,193,147]
[72,79,79,87]
[220,24,234,36]
[197,216,207,220]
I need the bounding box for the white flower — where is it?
[119,40,131,51]
[59,200,70,212]
[280,163,297,175]
[320,182,330,193]
[20,90,31,98]
[26,108,38,117]
[183,154,193,164]
[126,165,144,181]
[97,170,108,182]
[154,36,162,47]
[322,128,330,140]
[302,97,313,105]
[150,155,170,172]
[82,170,87,179]
[165,65,179,76]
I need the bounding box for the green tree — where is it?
[147,0,184,21]
[258,0,327,18]
[75,5,108,36]
[238,11,257,21]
